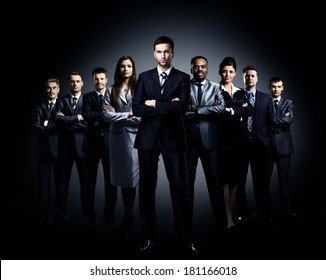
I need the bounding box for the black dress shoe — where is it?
[62,215,72,224]
[287,209,299,219]
[105,218,115,230]
[38,215,54,224]
[184,243,199,257]
[83,218,99,226]
[138,240,154,253]
[55,215,72,224]
[252,211,272,224]
[237,215,248,223]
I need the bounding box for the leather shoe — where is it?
[37,215,54,225]
[83,218,99,226]
[252,211,272,224]
[138,239,154,253]
[287,209,299,219]
[184,243,199,257]
[55,214,72,224]
[105,218,115,230]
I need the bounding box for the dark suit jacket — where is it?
[219,89,254,149]
[53,93,87,158]
[252,89,274,147]
[271,98,294,155]
[132,67,190,152]
[33,100,60,158]
[81,90,110,155]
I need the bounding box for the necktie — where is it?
[160,72,167,94]
[248,92,255,106]
[247,92,255,132]
[72,97,77,110]
[49,102,54,111]
[99,94,104,106]
[197,83,203,105]
[274,99,279,110]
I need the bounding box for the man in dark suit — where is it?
[236,65,274,224]
[267,76,297,219]
[132,36,198,256]
[33,78,61,224]
[184,55,226,233]
[53,72,87,224]
[81,67,117,227]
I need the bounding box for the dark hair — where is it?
[153,36,174,51]
[242,65,258,74]
[111,56,137,107]
[68,71,83,81]
[92,66,108,78]
[219,56,237,74]
[191,55,208,66]
[269,76,284,86]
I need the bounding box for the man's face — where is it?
[191,58,208,83]
[154,43,173,69]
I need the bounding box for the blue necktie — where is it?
[248,92,255,106]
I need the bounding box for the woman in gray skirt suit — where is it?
[103,56,140,238]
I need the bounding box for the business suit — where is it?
[53,93,87,220]
[237,89,274,222]
[81,89,117,224]
[132,67,192,245]
[33,99,61,222]
[268,97,294,212]
[184,78,226,231]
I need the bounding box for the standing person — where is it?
[184,55,226,233]
[33,78,61,224]
[236,65,274,224]
[81,67,117,227]
[132,36,198,256]
[217,57,254,230]
[53,72,87,224]
[267,76,297,219]
[102,56,140,238]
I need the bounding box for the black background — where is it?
[2,2,324,260]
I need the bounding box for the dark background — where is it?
[2,2,324,260]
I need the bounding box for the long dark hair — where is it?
[111,56,137,107]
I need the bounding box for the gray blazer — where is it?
[184,79,225,150]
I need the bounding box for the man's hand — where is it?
[145,99,156,107]
[103,103,116,112]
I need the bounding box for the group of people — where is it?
[33,36,296,257]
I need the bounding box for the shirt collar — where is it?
[157,66,172,76]
[192,78,207,87]
[71,92,81,99]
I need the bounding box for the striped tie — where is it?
[72,97,77,110]
[247,92,255,132]
[160,72,167,94]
